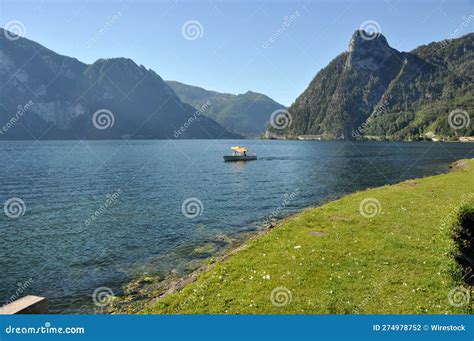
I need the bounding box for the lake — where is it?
[0,140,472,313]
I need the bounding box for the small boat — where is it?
[223,146,257,162]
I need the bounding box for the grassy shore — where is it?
[145,159,474,314]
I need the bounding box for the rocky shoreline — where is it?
[108,160,472,314]
[109,220,284,314]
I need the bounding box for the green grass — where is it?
[145,160,474,314]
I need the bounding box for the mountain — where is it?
[0,28,238,140]
[166,81,286,137]
[284,30,473,140]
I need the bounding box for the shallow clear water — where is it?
[0,140,472,312]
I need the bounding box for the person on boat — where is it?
[243,151,247,156]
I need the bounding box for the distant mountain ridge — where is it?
[166,81,286,137]
[284,30,473,140]
[0,28,238,140]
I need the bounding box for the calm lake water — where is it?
[0,140,472,313]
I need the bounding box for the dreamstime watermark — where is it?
[3,20,26,40]
[181,197,204,218]
[174,100,212,138]
[262,11,300,48]
[270,287,292,307]
[359,20,382,41]
[359,198,381,218]
[353,278,389,313]
[447,286,470,307]
[85,11,122,48]
[446,268,474,308]
[262,189,299,227]
[3,278,33,306]
[92,286,114,307]
[0,100,34,136]
[448,109,470,130]
[181,20,203,40]
[4,322,85,335]
[270,109,292,130]
[92,109,115,130]
[439,193,473,231]
[351,100,389,138]
[84,189,121,226]
[4,197,26,219]
[440,15,474,48]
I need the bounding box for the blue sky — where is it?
[1,0,473,105]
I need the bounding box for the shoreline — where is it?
[143,159,473,314]
[261,134,474,143]
[110,159,473,314]
[109,214,298,314]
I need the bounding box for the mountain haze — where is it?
[167,81,286,137]
[0,28,238,140]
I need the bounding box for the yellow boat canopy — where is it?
[231,146,247,153]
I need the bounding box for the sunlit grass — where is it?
[146,160,474,314]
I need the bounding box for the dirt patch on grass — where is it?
[401,181,418,187]
[450,160,471,173]
[309,231,327,236]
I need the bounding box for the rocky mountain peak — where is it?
[287,31,473,140]
[348,30,391,53]
[0,32,238,140]
[345,30,397,71]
